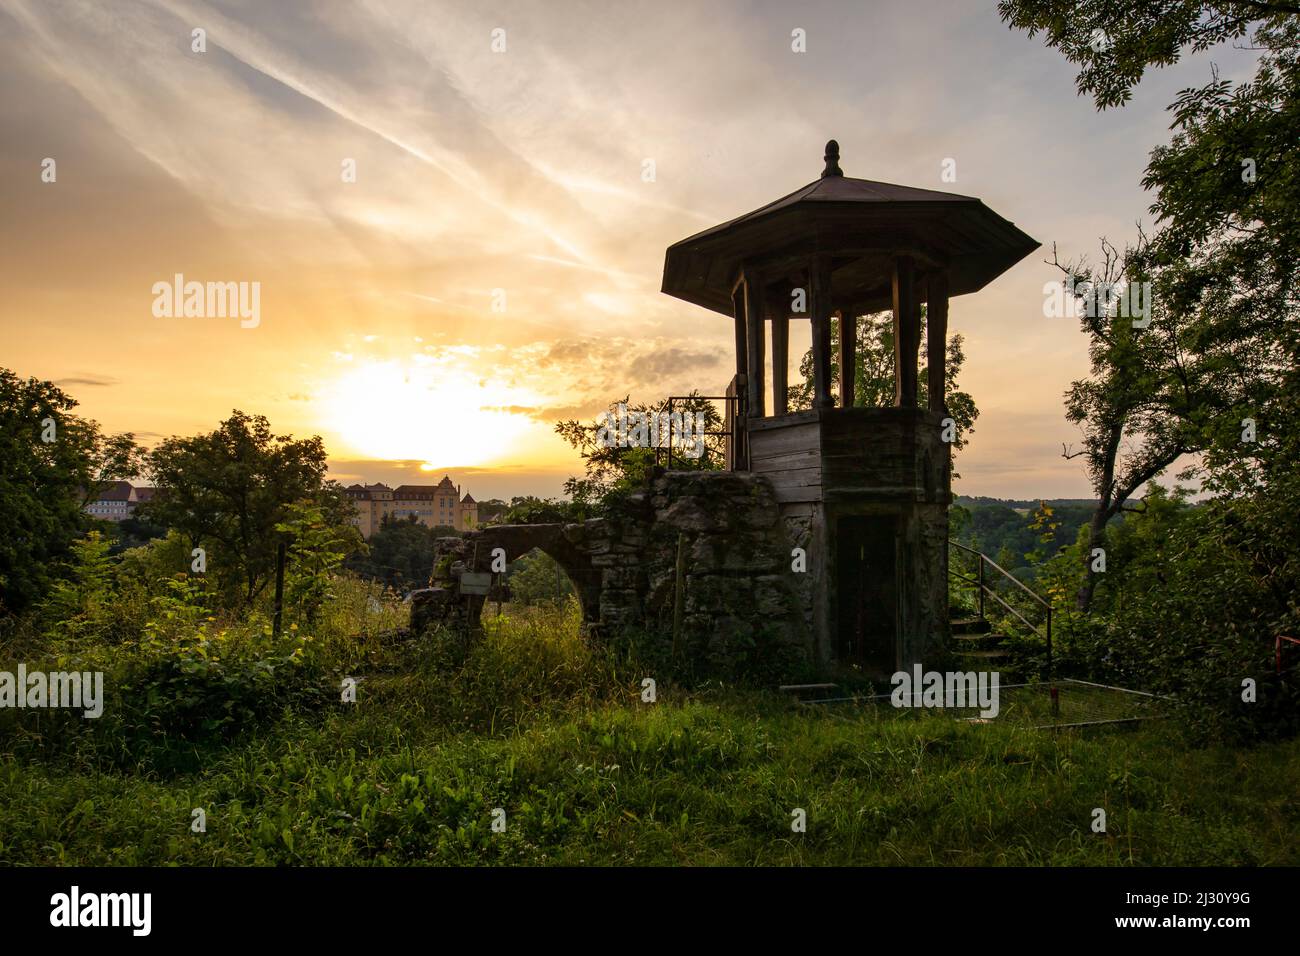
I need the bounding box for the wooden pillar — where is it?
[725,374,743,470]
[731,285,747,396]
[769,291,789,416]
[839,308,857,408]
[744,271,765,418]
[730,283,749,468]
[927,271,949,413]
[809,256,833,409]
[892,256,919,408]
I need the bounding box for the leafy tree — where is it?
[274,502,363,626]
[995,543,1020,572]
[998,1,1298,111]
[0,368,141,613]
[555,392,726,512]
[1048,238,1213,609]
[788,309,979,465]
[37,530,116,642]
[1002,3,1300,496]
[79,433,146,510]
[954,500,1098,578]
[142,411,349,606]
[1025,501,1063,566]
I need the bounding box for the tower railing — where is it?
[655,381,743,471]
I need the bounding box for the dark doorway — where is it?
[836,515,898,673]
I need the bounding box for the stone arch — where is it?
[462,524,602,626]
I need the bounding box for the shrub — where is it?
[1017,485,1299,742]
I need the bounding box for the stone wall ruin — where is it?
[409,470,810,677]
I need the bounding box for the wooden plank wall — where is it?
[821,410,948,504]
[748,409,948,506]
[748,420,822,503]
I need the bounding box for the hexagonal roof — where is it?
[661,141,1040,316]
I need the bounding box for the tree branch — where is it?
[1061,442,1088,460]
[1234,1,1300,17]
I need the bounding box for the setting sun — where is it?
[319,359,533,467]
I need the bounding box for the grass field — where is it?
[2,600,1297,866]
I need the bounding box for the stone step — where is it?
[953,648,1014,662]
[951,616,992,635]
[953,632,1003,643]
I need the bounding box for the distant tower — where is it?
[661,141,1039,672]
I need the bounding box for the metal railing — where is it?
[655,389,742,471]
[948,540,1053,678]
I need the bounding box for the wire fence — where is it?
[790,678,1169,731]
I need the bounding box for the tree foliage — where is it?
[1036,483,1299,740]
[506,550,574,606]
[1005,3,1300,608]
[997,0,1296,111]
[1048,237,1213,608]
[275,502,364,625]
[554,392,725,512]
[0,368,142,613]
[142,410,352,605]
[343,514,457,589]
[501,496,584,525]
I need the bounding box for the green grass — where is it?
[2,598,1297,866]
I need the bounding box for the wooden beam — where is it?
[724,374,740,470]
[769,290,790,416]
[892,256,919,408]
[726,243,948,282]
[809,256,833,409]
[927,270,949,414]
[839,308,856,408]
[744,271,765,418]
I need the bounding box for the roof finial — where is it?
[821,139,843,178]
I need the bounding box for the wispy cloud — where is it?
[55,375,118,387]
[2,0,1251,498]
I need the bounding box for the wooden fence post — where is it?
[672,533,687,659]
[272,540,286,638]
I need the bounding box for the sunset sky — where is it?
[0,0,1257,500]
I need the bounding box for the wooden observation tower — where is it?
[661,141,1039,672]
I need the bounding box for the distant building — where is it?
[84,477,479,539]
[344,475,478,538]
[85,481,153,522]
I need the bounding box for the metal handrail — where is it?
[950,540,1050,611]
[658,393,740,470]
[949,540,1054,678]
